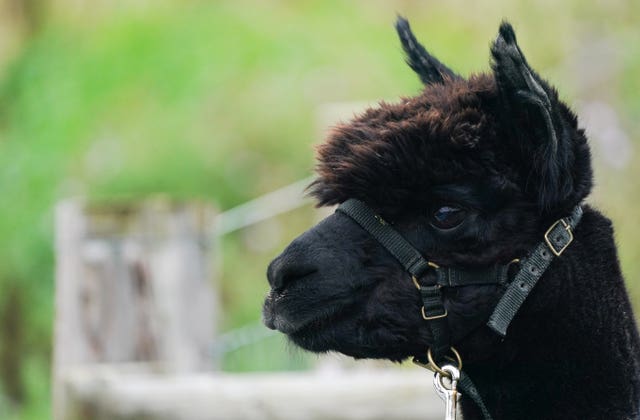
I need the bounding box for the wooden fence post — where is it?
[53,198,219,419]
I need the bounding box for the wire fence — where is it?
[211,177,314,363]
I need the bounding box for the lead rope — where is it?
[458,372,493,420]
[431,364,493,420]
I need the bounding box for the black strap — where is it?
[337,199,510,287]
[336,199,432,278]
[437,265,510,287]
[337,199,451,360]
[458,371,494,420]
[419,285,450,359]
[487,206,583,335]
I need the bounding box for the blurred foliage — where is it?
[0,0,637,417]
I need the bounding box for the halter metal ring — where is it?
[411,261,440,290]
[427,347,462,378]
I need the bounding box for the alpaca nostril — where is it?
[267,257,318,291]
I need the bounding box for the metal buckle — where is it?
[544,218,573,257]
[422,305,448,320]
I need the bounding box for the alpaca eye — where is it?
[431,205,467,230]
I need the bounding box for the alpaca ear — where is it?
[491,22,573,211]
[395,17,462,85]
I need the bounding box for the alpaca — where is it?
[263,18,640,420]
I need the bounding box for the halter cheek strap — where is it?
[488,206,583,335]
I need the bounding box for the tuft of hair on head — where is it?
[395,16,462,85]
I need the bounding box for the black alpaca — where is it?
[263,18,640,420]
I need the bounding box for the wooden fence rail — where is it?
[62,366,443,420]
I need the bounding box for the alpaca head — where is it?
[263,18,592,362]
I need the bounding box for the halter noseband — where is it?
[336,198,583,419]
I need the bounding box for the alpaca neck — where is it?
[463,288,640,419]
[456,208,640,419]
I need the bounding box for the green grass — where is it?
[0,0,638,417]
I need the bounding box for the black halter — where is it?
[336,198,583,419]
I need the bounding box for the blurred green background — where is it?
[0,0,638,418]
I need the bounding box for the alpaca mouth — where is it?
[263,312,302,334]
[262,289,311,334]
[262,289,343,336]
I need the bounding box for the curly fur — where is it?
[264,18,640,419]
